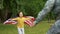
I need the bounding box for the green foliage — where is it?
[0,0,56,22]
[16,0,47,17]
[0,0,4,9]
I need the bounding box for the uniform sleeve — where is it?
[34,0,55,24]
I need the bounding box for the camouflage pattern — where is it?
[34,0,60,24]
[34,0,60,34]
[46,20,60,34]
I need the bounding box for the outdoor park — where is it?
[0,0,57,34]
[0,20,54,34]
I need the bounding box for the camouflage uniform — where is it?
[34,0,60,34]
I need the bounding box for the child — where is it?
[11,12,30,34]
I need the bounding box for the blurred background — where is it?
[0,0,55,34]
[0,0,56,23]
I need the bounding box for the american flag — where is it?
[4,16,35,27]
[24,16,35,27]
[3,19,17,24]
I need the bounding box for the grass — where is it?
[0,20,55,34]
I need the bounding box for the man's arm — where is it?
[34,0,55,24]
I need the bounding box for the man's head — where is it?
[19,12,23,17]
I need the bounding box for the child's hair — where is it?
[17,10,25,17]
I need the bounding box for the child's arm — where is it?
[26,16,35,20]
[11,17,18,20]
[3,18,17,24]
[3,19,11,24]
[25,18,31,20]
[25,16,32,20]
[3,17,18,24]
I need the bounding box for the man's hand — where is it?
[31,21,36,27]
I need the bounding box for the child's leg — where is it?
[17,27,25,34]
[21,28,24,34]
[17,27,22,34]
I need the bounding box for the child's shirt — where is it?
[12,17,30,28]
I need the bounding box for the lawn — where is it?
[0,20,55,34]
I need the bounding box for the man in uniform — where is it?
[33,0,60,34]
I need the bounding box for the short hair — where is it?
[17,11,24,17]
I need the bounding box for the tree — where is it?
[1,0,56,23]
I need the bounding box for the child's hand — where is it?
[32,22,35,26]
[29,22,36,27]
[32,21,38,27]
[3,22,5,24]
[3,21,7,24]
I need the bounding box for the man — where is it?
[33,0,60,34]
